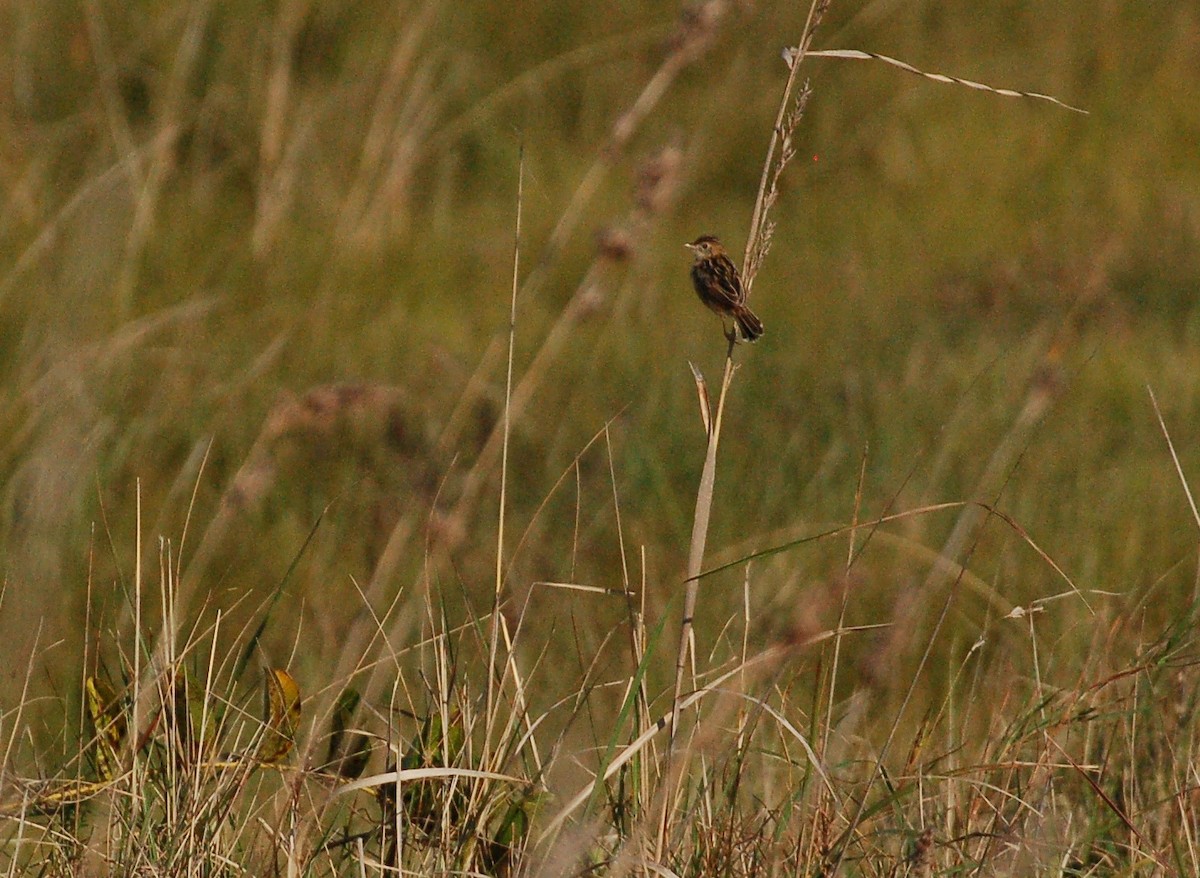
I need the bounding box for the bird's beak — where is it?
[683,242,694,250]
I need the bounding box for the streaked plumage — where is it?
[685,235,764,343]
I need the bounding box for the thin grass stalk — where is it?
[659,0,829,856]
[1148,385,1200,533]
[606,427,653,759]
[743,0,828,290]
[736,561,752,750]
[822,444,868,762]
[670,345,733,707]
[637,546,652,815]
[132,480,143,783]
[656,343,732,859]
[0,622,42,797]
[486,148,523,756]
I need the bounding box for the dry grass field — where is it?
[1,1,1199,874]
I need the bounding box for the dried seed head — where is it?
[907,827,934,875]
[1032,341,1069,399]
[635,143,683,214]
[666,0,726,59]
[594,226,634,263]
[774,575,851,650]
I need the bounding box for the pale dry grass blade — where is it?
[486,146,524,751]
[694,499,1087,630]
[334,766,527,799]
[804,49,1088,113]
[531,581,632,596]
[544,647,786,842]
[661,352,735,867]
[688,361,712,438]
[1148,384,1200,533]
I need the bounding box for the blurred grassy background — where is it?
[1,0,1198,740]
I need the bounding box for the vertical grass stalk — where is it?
[660,0,829,856]
[486,147,524,750]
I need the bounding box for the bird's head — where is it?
[684,235,724,260]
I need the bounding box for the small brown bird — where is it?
[685,235,764,343]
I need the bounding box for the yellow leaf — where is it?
[258,668,301,764]
[85,676,127,782]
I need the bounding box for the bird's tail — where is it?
[733,305,764,342]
